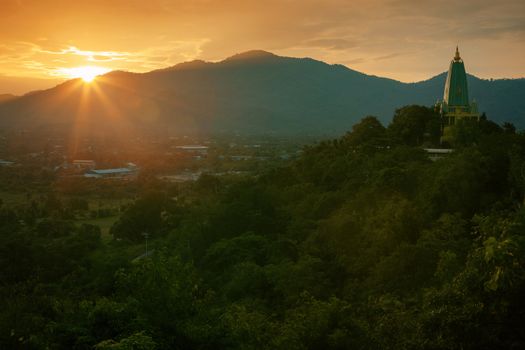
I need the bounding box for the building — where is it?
[424,148,454,161]
[0,160,15,167]
[84,164,138,179]
[72,159,96,169]
[437,47,479,127]
[175,145,208,154]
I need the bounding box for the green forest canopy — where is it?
[1,105,524,349]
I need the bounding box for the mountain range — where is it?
[0,50,523,137]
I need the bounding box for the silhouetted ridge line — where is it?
[0,50,523,134]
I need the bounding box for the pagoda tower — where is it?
[438,47,479,126]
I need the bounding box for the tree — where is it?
[388,105,441,146]
[502,122,516,134]
[95,332,157,350]
[110,192,168,242]
[478,113,502,135]
[443,119,482,147]
[343,116,387,148]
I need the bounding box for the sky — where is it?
[1,0,524,94]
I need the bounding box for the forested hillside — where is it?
[0,51,524,136]
[1,106,525,349]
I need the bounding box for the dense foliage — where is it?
[1,106,525,349]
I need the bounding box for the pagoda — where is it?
[437,46,479,126]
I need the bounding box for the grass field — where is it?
[0,190,130,243]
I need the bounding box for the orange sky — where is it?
[1,0,524,94]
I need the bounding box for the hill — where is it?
[0,50,523,136]
[0,94,17,104]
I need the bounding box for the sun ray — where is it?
[68,80,93,158]
[81,76,140,152]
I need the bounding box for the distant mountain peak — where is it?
[224,50,277,61]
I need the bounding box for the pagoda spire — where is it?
[437,46,479,129]
[454,46,461,61]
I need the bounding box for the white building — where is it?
[73,160,96,169]
[84,166,138,179]
[424,148,454,162]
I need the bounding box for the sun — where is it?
[62,66,110,83]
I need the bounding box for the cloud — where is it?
[0,0,523,90]
[0,39,209,79]
[32,45,130,60]
[374,53,403,61]
[302,38,360,50]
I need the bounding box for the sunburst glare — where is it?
[59,66,110,82]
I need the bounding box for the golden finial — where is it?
[454,46,461,61]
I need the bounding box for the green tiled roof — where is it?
[443,48,470,107]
